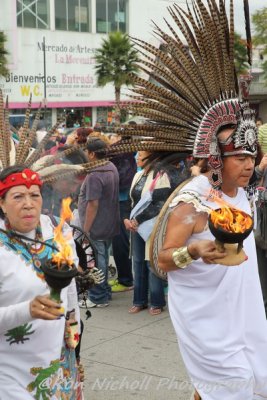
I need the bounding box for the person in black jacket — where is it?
[110,137,137,292]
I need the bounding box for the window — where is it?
[16,0,50,29]
[96,0,128,34]
[55,0,91,32]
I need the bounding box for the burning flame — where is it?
[52,197,74,268]
[210,206,252,233]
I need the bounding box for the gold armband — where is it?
[172,246,193,269]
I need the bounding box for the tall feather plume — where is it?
[3,95,11,167]
[117,0,239,156]
[32,144,86,171]
[243,0,252,66]
[17,104,42,164]
[15,95,32,164]
[40,159,109,183]
[24,119,63,167]
[0,91,7,169]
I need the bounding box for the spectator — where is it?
[256,117,263,128]
[66,128,93,146]
[78,138,120,308]
[89,131,111,145]
[124,151,182,315]
[110,138,137,292]
[254,152,267,317]
[258,122,267,154]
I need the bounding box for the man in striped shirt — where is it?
[258,123,267,153]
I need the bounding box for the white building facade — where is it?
[0,0,174,127]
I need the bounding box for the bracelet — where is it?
[131,218,139,226]
[172,246,193,269]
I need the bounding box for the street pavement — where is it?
[79,289,193,400]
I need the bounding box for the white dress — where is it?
[0,214,82,399]
[168,175,267,400]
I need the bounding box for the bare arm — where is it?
[158,202,226,272]
[83,200,99,233]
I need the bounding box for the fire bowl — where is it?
[41,261,78,290]
[208,208,253,244]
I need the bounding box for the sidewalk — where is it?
[80,290,193,400]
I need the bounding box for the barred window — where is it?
[17,0,50,29]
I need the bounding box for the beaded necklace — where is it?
[2,220,57,280]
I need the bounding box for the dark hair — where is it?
[76,128,93,144]
[76,128,93,136]
[0,165,26,219]
[0,165,25,185]
[44,140,57,151]
[145,151,190,176]
[86,138,108,159]
[217,123,236,137]
[57,145,88,164]
[192,158,209,173]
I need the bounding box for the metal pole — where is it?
[42,36,47,124]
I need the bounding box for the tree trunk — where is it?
[114,86,121,127]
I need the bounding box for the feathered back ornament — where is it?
[0,90,108,183]
[109,0,257,191]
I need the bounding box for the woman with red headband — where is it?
[0,165,83,399]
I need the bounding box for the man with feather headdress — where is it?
[104,0,267,398]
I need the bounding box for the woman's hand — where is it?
[124,218,138,232]
[30,295,64,320]
[188,240,227,264]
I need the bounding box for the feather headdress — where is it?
[109,0,257,191]
[0,90,108,183]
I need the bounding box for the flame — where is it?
[210,206,252,233]
[52,197,74,268]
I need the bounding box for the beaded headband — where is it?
[0,169,42,197]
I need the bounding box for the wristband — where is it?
[172,246,193,269]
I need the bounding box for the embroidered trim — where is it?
[169,190,211,214]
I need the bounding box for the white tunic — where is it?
[0,214,81,399]
[168,175,267,400]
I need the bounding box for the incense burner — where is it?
[41,260,77,290]
[207,207,253,266]
[208,208,253,245]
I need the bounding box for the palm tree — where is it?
[95,31,139,124]
[0,32,9,78]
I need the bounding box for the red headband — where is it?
[0,169,43,197]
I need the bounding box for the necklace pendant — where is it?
[32,254,42,268]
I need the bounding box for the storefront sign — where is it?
[0,29,125,108]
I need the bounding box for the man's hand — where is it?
[188,240,226,264]
[258,153,267,172]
